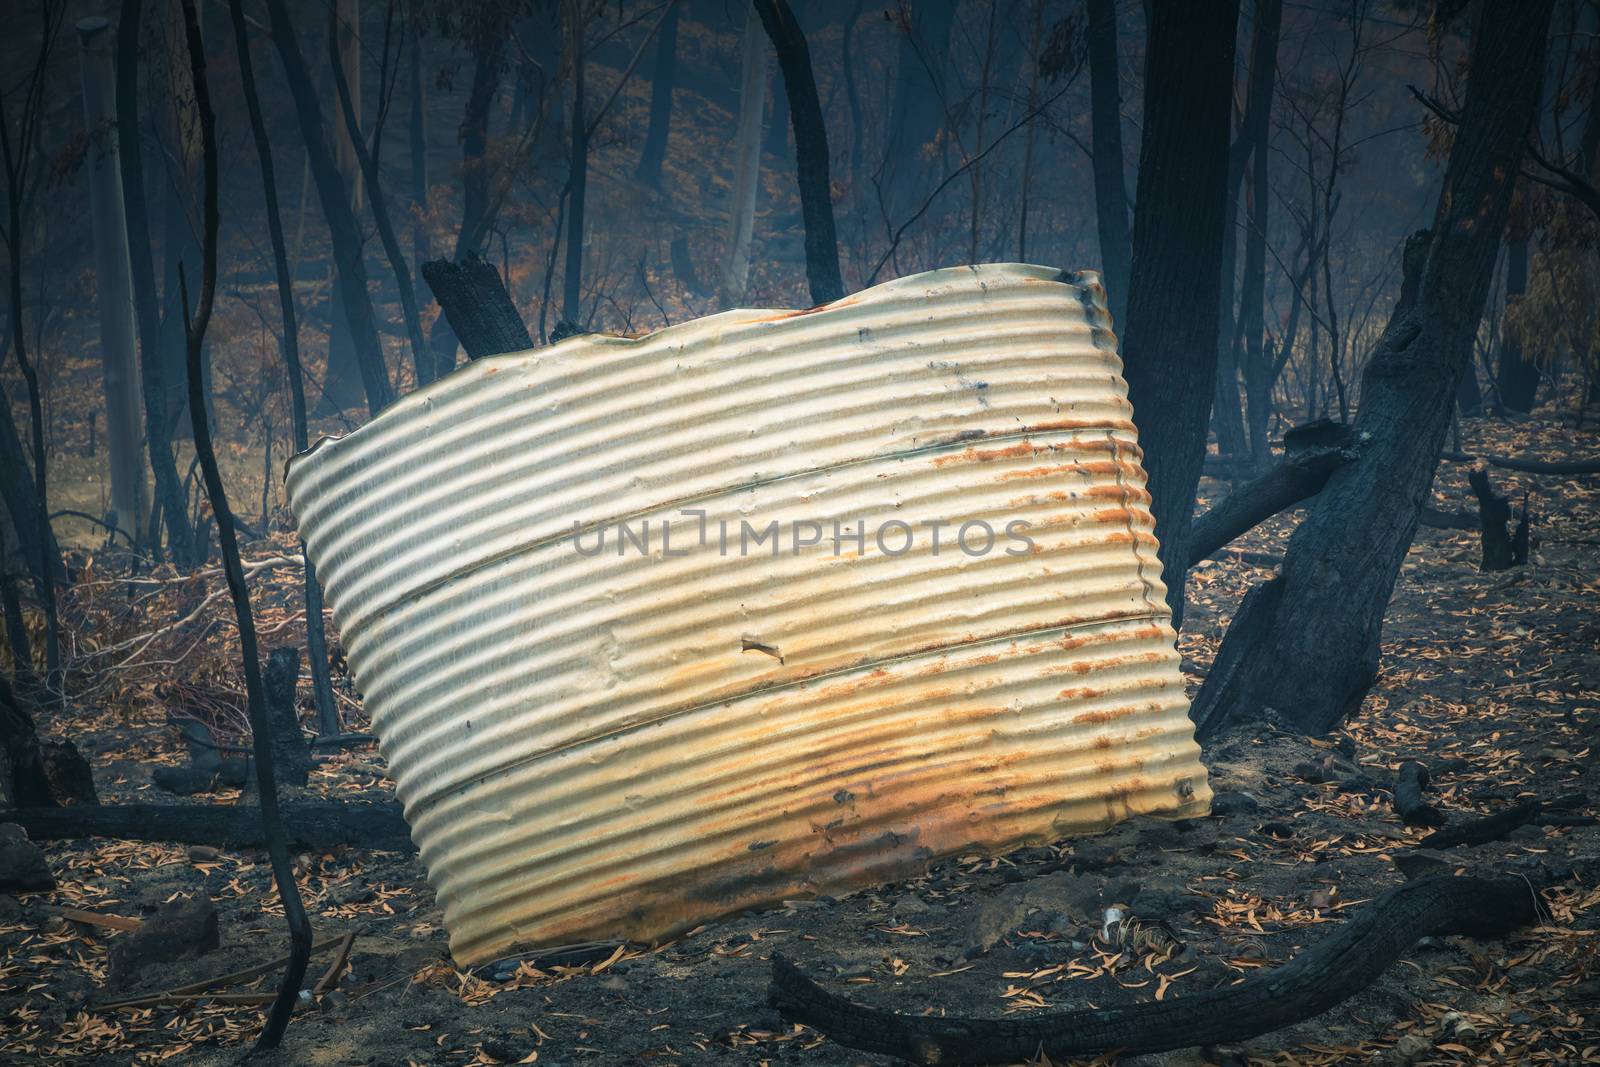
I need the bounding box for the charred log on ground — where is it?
[769,875,1547,1065]
[0,801,415,852]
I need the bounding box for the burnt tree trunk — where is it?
[1468,466,1529,571]
[327,20,430,386]
[635,0,679,188]
[562,1,589,326]
[1189,0,1554,738]
[1084,0,1129,323]
[263,0,394,416]
[0,676,53,808]
[265,647,311,789]
[227,0,340,737]
[116,0,196,565]
[1214,0,1283,465]
[421,255,534,358]
[1,567,39,698]
[1495,221,1538,412]
[880,0,955,222]
[0,398,64,593]
[1115,0,1240,625]
[754,0,844,307]
[176,0,312,1045]
[426,32,506,379]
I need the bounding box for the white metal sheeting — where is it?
[286,263,1212,966]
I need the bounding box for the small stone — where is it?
[893,895,929,916]
[108,895,220,986]
[1383,1032,1433,1065]
[187,845,221,863]
[1393,850,1452,882]
[0,824,53,893]
[1305,886,1339,910]
[480,1039,526,1063]
[1069,842,1118,869]
[1210,792,1260,817]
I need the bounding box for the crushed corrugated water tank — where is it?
[285,263,1213,966]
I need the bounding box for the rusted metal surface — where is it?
[286,263,1212,966]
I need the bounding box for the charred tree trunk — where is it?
[1213,0,1283,466]
[562,3,589,326]
[328,19,430,386]
[1,566,39,698]
[753,0,844,306]
[1115,0,1240,625]
[1468,466,1529,571]
[175,1,311,1046]
[157,0,204,438]
[427,19,507,378]
[75,18,149,542]
[1190,0,1554,738]
[228,0,339,738]
[407,18,429,267]
[263,0,394,416]
[1085,0,1129,323]
[264,647,311,789]
[0,21,63,685]
[881,0,955,222]
[0,398,64,595]
[116,0,196,565]
[635,0,678,188]
[1495,221,1537,412]
[0,676,53,808]
[719,9,767,309]
[421,255,534,358]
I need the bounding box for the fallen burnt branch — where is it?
[1419,799,1542,849]
[1419,506,1478,531]
[0,801,414,852]
[1441,450,1600,476]
[96,932,352,1011]
[1394,761,1446,828]
[770,875,1546,1064]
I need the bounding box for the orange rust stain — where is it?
[1075,460,1146,478]
[996,464,1074,482]
[1023,418,1137,434]
[1058,688,1112,704]
[765,294,861,319]
[1085,483,1152,504]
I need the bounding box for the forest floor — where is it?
[1,409,1598,1066]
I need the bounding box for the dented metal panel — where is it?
[285,263,1212,966]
